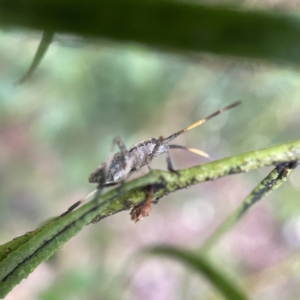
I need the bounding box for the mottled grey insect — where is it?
[89,101,241,186]
[62,101,241,216]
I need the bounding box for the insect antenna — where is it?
[168,144,211,159]
[165,101,241,143]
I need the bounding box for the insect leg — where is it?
[137,142,152,172]
[61,138,128,216]
[60,189,97,217]
[60,180,110,217]
[149,136,163,161]
[101,136,131,195]
[105,136,129,176]
[150,136,178,173]
[112,153,138,198]
[121,153,138,183]
[164,143,179,173]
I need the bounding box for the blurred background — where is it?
[2,1,300,299]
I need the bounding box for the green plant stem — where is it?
[0,139,299,297]
[200,162,296,254]
[2,0,300,64]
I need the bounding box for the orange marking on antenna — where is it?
[185,119,206,131]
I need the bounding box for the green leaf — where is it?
[0,192,118,298]
[1,0,300,63]
[16,31,54,85]
[144,245,248,300]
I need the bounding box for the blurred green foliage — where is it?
[1,0,300,299]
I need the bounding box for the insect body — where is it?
[88,138,166,185]
[62,101,241,217]
[89,101,241,187]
